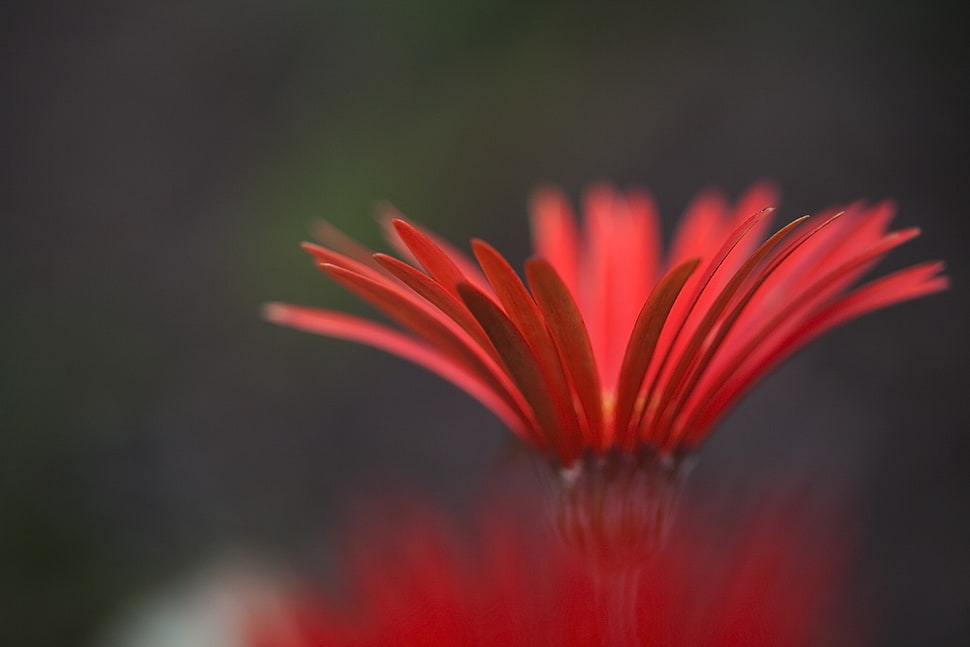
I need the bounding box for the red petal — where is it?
[373,252,500,363]
[663,213,845,448]
[579,184,619,379]
[321,262,541,443]
[742,204,891,320]
[262,303,529,436]
[637,208,775,433]
[610,189,663,383]
[685,228,934,439]
[525,259,605,448]
[650,216,809,446]
[667,190,729,269]
[725,182,780,259]
[380,204,488,291]
[612,258,700,450]
[692,261,947,438]
[530,186,580,298]
[392,219,469,296]
[793,261,947,336]
[459,282,579,462]
[472,240,583,449]
[308,221,385,272]
[376,203,420,265]
[301,242,387,283]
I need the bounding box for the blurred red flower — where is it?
[266,183,946,464]
[247,497,854,647]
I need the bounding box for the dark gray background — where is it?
[2,1,968,645]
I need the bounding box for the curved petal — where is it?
[263,303,530,437]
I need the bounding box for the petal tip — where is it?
[529,184,565,204]
[262,302,289,324]
[374,201,403,221]
[470,238,497,257]
[300,241,325,256]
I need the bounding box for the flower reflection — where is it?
[248,493,854,647]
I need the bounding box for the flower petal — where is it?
[373,252,500,362]
[459,281,579,461]
[378,204,491,292]
[650,216,809,446]
[262,303,529,435]
[321,262,541,442]
[309,220,386,272]
[612,257,700,450]
[530,186,580,298]
[526,259,605,448]
[392,218,477,297]
[472,240,583,448]
[638,208,775,433]
[684,227,935,440]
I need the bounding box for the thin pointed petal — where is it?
[726,181,780,255]
[684,228,933,440]
[667,190,728,268]
[472,240,582,446]
[636,208,776,434]
[301,242,387,282]
[579,184,619,375]
[309,220,385,271]
[612,258,700,449]
[649,216,809,445]
[530,186,580,297]
[611,190,662,361]
[373,252,499,361]
[795,261,947,335]
[380,205,492,291]
[690,262,947,438]
[458,282,579,462]
[263,303,529,435]
[392,219,469,296]
[662,214,848,448]
[525,259,605,447]
[376,203,420,265]
[320,262,540,442]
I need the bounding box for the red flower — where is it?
[247,497,855,647]
[266,183,946,464]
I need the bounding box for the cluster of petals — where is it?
[266,183,947,465]
[247,498,851,647]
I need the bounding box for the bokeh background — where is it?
[2,1,968,645]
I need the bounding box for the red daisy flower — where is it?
[266,183,946,465]
[247,497,855,647]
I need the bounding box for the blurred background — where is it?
[2,0,968,645]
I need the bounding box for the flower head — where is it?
[247,496,855,647]
[266,183,946,465]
